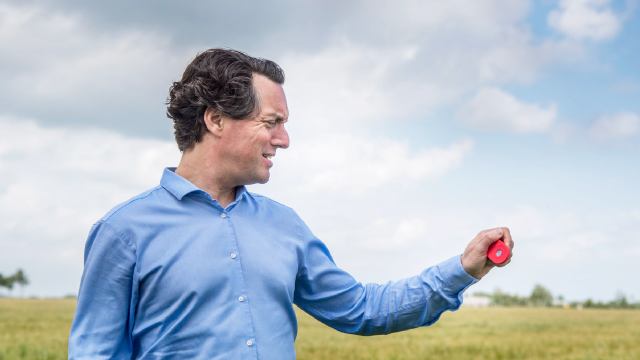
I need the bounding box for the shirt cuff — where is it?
[438,254,480,294]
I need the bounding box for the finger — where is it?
[501,227,514,250]
[480,228,503,248]
[497,258,512,267]
[497,251,514,267]
[475,228,497,239]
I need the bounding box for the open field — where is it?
[1,298,639,359]
[0,299,74,360]
[295,306,640,360]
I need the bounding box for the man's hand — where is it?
[460,227,514,279]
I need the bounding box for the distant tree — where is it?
[491,288,529,307]
[613,291,629,309]
[530,284,553,307]
[479,286,639,309]
[0,275,15,297]
[0,274,8,296]
[14,269,29,298]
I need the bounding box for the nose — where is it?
[272,124,290,149]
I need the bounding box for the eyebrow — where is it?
[263,112,287,122]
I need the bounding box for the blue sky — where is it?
[0,0,638,302]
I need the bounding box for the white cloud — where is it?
[0,117,181,296]
[548,0,622,41]
[0,3,194,135]
[456,87,557,133]
[279,37,577,131]
[588,111,640,143]
[271,133,474,194]
[482,205,640,300]
[364,218,431,250]
[492,205,600,262]
[279,43,420,125]
[0,1,584,135]
[277,7,581,127]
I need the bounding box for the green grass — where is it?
[295,307,640,360]
[0,299,74,360]
[1,298,639,359]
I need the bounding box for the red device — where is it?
[487,240,510,264]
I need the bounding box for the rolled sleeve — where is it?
[438,254,480,294]
[433,254,480,312]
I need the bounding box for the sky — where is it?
[0,0,638,302]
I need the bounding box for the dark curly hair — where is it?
[166,48,285,151]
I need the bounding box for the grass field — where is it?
[1,298,639,359]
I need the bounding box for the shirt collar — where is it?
[234,184,250,202]
[160,167,252,202]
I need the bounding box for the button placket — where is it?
[223,207,256,354]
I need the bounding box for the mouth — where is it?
[262,154,274,160]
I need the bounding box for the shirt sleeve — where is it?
[293,218,479,336]
[68,220,137,359]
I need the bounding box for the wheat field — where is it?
[0,298,638,360]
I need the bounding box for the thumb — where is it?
[481,228,503,248]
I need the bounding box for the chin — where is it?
[247,172,270,185]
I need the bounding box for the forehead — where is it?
[253,74,288,120]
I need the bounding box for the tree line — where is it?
[473,284,640,309]
[0,269,29,297]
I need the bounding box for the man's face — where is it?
[220,74,290,186]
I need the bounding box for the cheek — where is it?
[234,143,262,166]
[225,135,254,157]
[224,128,268,165]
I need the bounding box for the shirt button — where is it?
[239,296,244,302]
[230,253,237,259]
[246,340,253,346]
[220,213,227,218]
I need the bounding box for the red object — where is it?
[487,240,510,264]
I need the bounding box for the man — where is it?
[69,48,513,359]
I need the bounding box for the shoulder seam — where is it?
[249,192,294,210]
[103,186,162,222]
[96,220,137,257]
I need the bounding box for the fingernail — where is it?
[495,228,503,236]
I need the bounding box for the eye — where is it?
[264,121,277,128]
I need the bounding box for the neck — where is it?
[175,145,237,208]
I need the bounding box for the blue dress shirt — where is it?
[69,168,479,359]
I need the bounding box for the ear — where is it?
[203,107,224,137]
